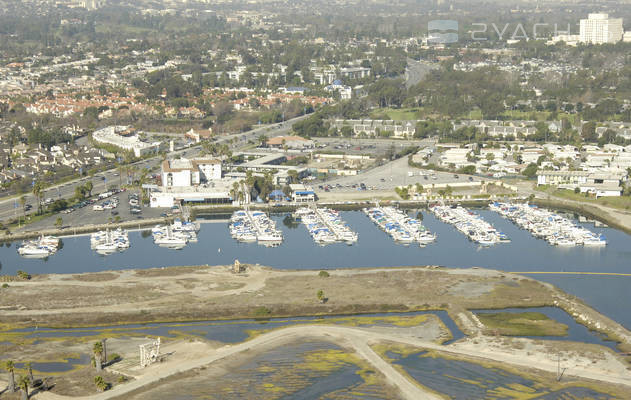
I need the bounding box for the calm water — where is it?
[1,210,630,328]
[472,307,619,351]
[12,311,463,344]
[394,350,614,399]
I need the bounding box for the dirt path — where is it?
[33,324,631,400]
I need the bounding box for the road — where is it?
[35,324,631,400]
[0,115,308,225]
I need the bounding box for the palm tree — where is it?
[18,375,29,400]
[93,341,103,372]
[94,376,108,392]
[32,181,44,215]
[317,289,325,303]
[19,195,26,224]
[5,360,16,392]
[25,361,34,384]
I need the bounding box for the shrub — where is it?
[318,270,330,278]
[253,306,271,317]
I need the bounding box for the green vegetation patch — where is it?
[477,312,568,337]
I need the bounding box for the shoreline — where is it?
[4,195,630,243]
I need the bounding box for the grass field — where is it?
[477,312,568,337]
[537,186,631,211]
[370,108,421,121]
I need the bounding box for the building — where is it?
[579,13,623,44]
[324,80,352,100]
[339,67,371,80]
[92,126,162,158]
[184,129,213,143]
[161,158,222,188]
[289,184,315,203]
[537,170,626,197]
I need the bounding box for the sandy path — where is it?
[33,324,631,400]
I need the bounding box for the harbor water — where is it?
[1,209,630,329]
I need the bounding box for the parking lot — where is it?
[317,156,482,195]
[18,189,168,233]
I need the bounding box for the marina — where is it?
[229,209,283,246]
[490,202,607,247]
[90,228,130,255]
[295,206,358,245]
[364,205,436,245]
[16,235,60,258]
[430,204,509,246]
[151,219,199,249]
[2,210,631,329]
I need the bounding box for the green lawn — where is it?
[477,312,568,337]
[370,108,421,121]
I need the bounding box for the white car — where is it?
[93,205,104,211]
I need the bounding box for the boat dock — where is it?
[490,202,606,247]
[296,207,358,245]
[430,204,508,246]
[230,209,283,245]
[364,205,435,246]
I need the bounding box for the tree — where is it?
[18,375,29,400]
[55,216,63,229]
[94,375,108,392]
[258,134,268,148]
[4,360,16,392]
[19,195,26,223]
[581,121,597,142]
[93,341,103,372]
[84,181,93,198]
[317,289,325,303]
[74,185,86,201]
[523,163,538,178]
[25,361,34,385]
[32,181,44,214]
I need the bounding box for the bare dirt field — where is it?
[0,264,558,328]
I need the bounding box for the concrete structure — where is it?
[92,126,161,158]
[579,13,623,44]
[266,135,314,150]
[161,158,222,188]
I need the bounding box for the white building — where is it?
[579,13,624,44]
[92,126,161,158]
[289,184,315,203]
[440,148,472,168]
[161,158,222,188]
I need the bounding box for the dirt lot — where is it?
[0,265,557,328]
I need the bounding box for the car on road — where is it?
[24,204,32,211]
